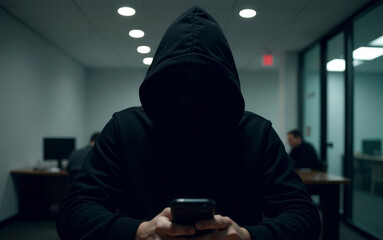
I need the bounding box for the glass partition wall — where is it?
[352,4,383,238]
[299,2,383,239]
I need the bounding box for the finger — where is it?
[196,215,232,230]
[155,219,195,236]
[159,207,172,219]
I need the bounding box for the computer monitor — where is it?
[43,138,76,169]
[362,139,381,156]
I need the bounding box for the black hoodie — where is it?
[57,6,320,240]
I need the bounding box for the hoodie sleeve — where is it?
[57,114,144,240]
[244,123,321,240]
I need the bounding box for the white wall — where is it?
[240,70,280,125]
[0,8,86,222]
[85,53,299,150]
[85,69,146,137]
[240,53,299,151]
[280,53,299,150]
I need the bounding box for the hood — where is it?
[139,6,245,128]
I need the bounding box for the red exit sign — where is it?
[262,54,274,66]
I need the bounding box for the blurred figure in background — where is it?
[67,132,100,184]
[288,129,321,170]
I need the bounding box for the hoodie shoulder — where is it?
[239,111,273,136]
[242,111,272,125]
[114,106,145,116]
[112,106,151,124]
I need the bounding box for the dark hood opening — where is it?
[139,6,245,129]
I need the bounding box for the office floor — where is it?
[353,189,383,239]
[0,219,370,240]
[0,220,59,240]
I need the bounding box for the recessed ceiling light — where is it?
[129,29,144,38]
[137,46,151,54]
[353,59,364,67]
[369,35,383,46]
[143,57,153,65]
[327,59,345,72]
[239,9,256,18]
[117,7,135,16]
[353,47,383,60]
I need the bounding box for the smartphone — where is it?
[170,198,216,236]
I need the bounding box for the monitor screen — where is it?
[362,139,381,156]
[43,138,76,160]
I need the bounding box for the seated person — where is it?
[287,130,321,170]
[67,132,99,183]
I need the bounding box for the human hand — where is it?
[135,208,196,240]
[192,215,251,240]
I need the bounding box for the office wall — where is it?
[85,69,145,136]
[239,53,299,150]
[85,53,299,150]
[240,70,280,127]
[279,53,299,150]
[0,8,86,222]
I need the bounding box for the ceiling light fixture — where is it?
[129,29,144,38]
[117,7,136,16]
[353,47,383,60]
[353,59,364,67]
[137,46,151,54]
[143,57,153,65]
[326,59,345,72]
[327,59,366,71]
[239,9,256,18]
[369,35,383,46]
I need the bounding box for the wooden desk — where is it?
[297,170,350,240]
[11,168,69,218]
[298,170,350,185]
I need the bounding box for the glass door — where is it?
[326,32,345,177]
[302,44,321,155]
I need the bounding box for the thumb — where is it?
[159,207,172,220]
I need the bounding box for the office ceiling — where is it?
[0,0,374,70]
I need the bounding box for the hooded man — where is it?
[57,6,321,240]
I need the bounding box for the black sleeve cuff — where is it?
[243,225,273,240]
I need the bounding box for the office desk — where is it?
[297,170,350,240]
[354,153,383,194]
[11,168,69,218]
